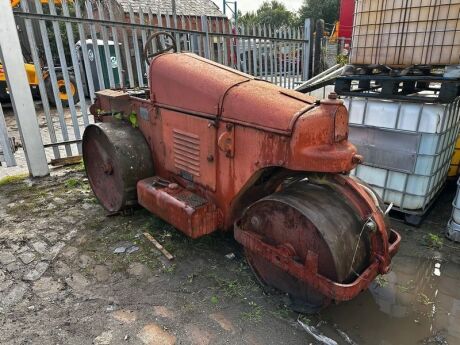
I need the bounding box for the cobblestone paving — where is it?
[0,168,315,345]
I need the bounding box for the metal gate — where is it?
[0,0,310,175]
[0,102,16,168]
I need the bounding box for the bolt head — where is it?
[103,163,113,175]
[251,216,261,229]
[366,220,376,231]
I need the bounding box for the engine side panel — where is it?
[161,109,217,191]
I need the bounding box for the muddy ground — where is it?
[0,166,460,345]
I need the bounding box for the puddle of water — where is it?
[319,255,460,345]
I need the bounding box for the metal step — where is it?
[137,176,222,239]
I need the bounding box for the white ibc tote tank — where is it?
[346,96,460,214]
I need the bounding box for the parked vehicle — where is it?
[1,0,79,106]
[0,62,79,106]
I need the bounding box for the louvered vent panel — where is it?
[173,129,201,176]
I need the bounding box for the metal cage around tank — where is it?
[347,96,460,221]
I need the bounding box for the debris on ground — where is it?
[297,317,338,345]
[113,246,127,254]
[422,331,449,345]
[143,232,174,260]
[113,242,138,254]
[225,253,235,260]
[126,245,139,254]
[334,324,358,345]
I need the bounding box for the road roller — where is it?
[83,32,401,312]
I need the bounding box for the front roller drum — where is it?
[82,122,154,212]
[235,177,400,312]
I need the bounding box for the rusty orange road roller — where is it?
[83,33,400,312]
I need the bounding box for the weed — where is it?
[71,161,85,172]
[298,315,311,325]
[232,261,250,274]
[162,263,176,274]
[396,280,415,293]
[86,197,99,204]
[113,112,123,120]
[375,275,389,287]
[0,173,28,187]
[210,296,219,304]
[336,53,349,66]
[418,293,434,305]
[424,233,443,249]
[213,277,247,298]
[129,112,138,128]
[270,305,291,320]
[206,269,259,303]
[65,178,82,188]
[187,273,197,284]
[242,302,263,323]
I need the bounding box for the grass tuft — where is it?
[241,301,263,323]
[424,233,443,249]
[0,173,28,187]
[375,275,389,287]
[65,178,82,188]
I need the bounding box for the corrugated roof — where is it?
[116,0,225,17]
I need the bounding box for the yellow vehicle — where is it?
[1,0,78,106]
[449,135,460,177]
[0,62,79,107]
[10,0,63,8]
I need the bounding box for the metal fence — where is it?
[311,36,352,73]
[0,0,310,172]
[0,102,16,167]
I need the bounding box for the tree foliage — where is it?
[256,1,295,28]
[238,1,295,28]
[298,0,339,26]
[236,0,339,29]
[237,10,258,27]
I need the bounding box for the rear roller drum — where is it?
[238,179,372,313]
[82,122,154,213]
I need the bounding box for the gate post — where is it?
[201,15,211,60]
[0,1,49,177]
[302,18,311,81]
[313,19,325,76]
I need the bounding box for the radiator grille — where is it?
[173,129,200,177]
